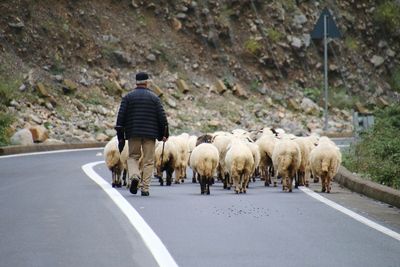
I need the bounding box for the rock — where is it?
[301,97,320,115]
[215,80,227,95]
[8,21,25,29]
[112,50,134,66]
[11,129,34,146]
[376,97,389,108]
[172,18,182,31]
[10,100,18,107]
[354,101,370,114]
[289,36,302,49]
[29,114,43,124]
[29,126,49,143]
[287,99,300,110]
[208,120,221,127]
[146,53,156,62]
[131,0,139,8]
[45,102,54,110]
[105,129,116,137]
[166,98,177,108]
[370,55,384,67]
[232,84,248,99]
[176,13,187,19]
[150,84,163,97]
[293,13,307,28]
[386,49,396,57]
[19,84,27,91]
[302,34,311,48]
[36,82,50,97]
[176,79,190,93]
[62,79,78,94]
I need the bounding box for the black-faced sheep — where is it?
[154,139,179,186]
[189,143,219,195]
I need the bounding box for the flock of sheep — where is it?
[104,128,342,195]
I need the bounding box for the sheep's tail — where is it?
[277,154,293,174]
[321,158,330,176]
[198,157,214,178]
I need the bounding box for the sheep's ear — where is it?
[246,137,254,143]
[271,128,279,136]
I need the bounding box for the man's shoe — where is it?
[129,176,139,194]
[141,191,150,196]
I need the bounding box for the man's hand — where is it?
[162,136,168,142]
[118,139,125,153]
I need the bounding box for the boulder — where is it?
[96,133,109,142]
[43,139,65,145]
[232,84,248,99]
[62,79,78,94]
[370,55,384,67]
[215,79,227,95]
[287,99,300,110]
[29,126,49,143]
[150,84,164,97]
[10,129,34,146]
[301,97,320,115]
[176,79,190,93]
[172,18,182,31]
[36,83,50,97]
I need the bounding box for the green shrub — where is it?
[344,36,359,51]
[244,38,262,56]
[0,77,18,106]
[374,1,400,35]
[343,105,400,189]
[390,66,400,93]
[330,87,358,110]
[0,112,14,146]
[267,28,283,43]
[303,87,321,102]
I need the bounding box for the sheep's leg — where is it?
[264,166,270,187]
[282,176,287,192]
[294,172,299,189]
[321,175,326,193]
[112,170,116,188]
[304,169,310,187]
[288,176,293,192]
[192,170,197,183]
[200,176,205,194]
[166,169,173,186]
[122,169,127,187]
[326,174,332,193]
[207,178,211,195]
[174,167,181,184]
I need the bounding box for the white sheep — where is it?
[225,139,254,194]
[187,135,198,183]
[168,134,189,184]
[245,141,261,183]
[272,138,301,192]
[212,134,233,189]
[256,133,277,186]
[309,137,342,193]
[104,137,128,188]
[189,143,219,195]
[154,138,179,186]
[293,134,319,187]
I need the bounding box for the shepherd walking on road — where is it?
[115,72,169,196]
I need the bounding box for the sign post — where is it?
[311,8,341,131]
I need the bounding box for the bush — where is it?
[303,87,321,102]
[244,39,262,56]
[0,112,14,146]
[343,105,400,189]
[374,1,400,35]
[0,78,17,106]
[267,28,283,43]
[390,66,400,93]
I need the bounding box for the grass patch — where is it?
[267,28,283,43]
[390,66,400,93]
[0,112,14,146]
[344,36,359,51]
[374,1,400,36]
[330,87,358,110]
[303,87,321,102]
[244,38,262,56]
[343,105,400,189]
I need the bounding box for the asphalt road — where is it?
[1,148,400,267]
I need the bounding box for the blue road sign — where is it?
[311,8,341,39]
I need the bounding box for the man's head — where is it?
[136,72,149,87]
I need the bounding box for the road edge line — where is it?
[82,161,179,267]
[0,147,103,159]
[300,187,400,242]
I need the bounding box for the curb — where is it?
[0,142,107,156]
[335,166,400,209]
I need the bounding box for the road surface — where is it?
[1,148,399,267]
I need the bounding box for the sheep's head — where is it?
[196,134,213,146]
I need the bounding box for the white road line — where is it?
[300,187,400,242]
[82,161,178,267]
[0,148,103,159]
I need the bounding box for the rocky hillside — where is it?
[1,0,399,145]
